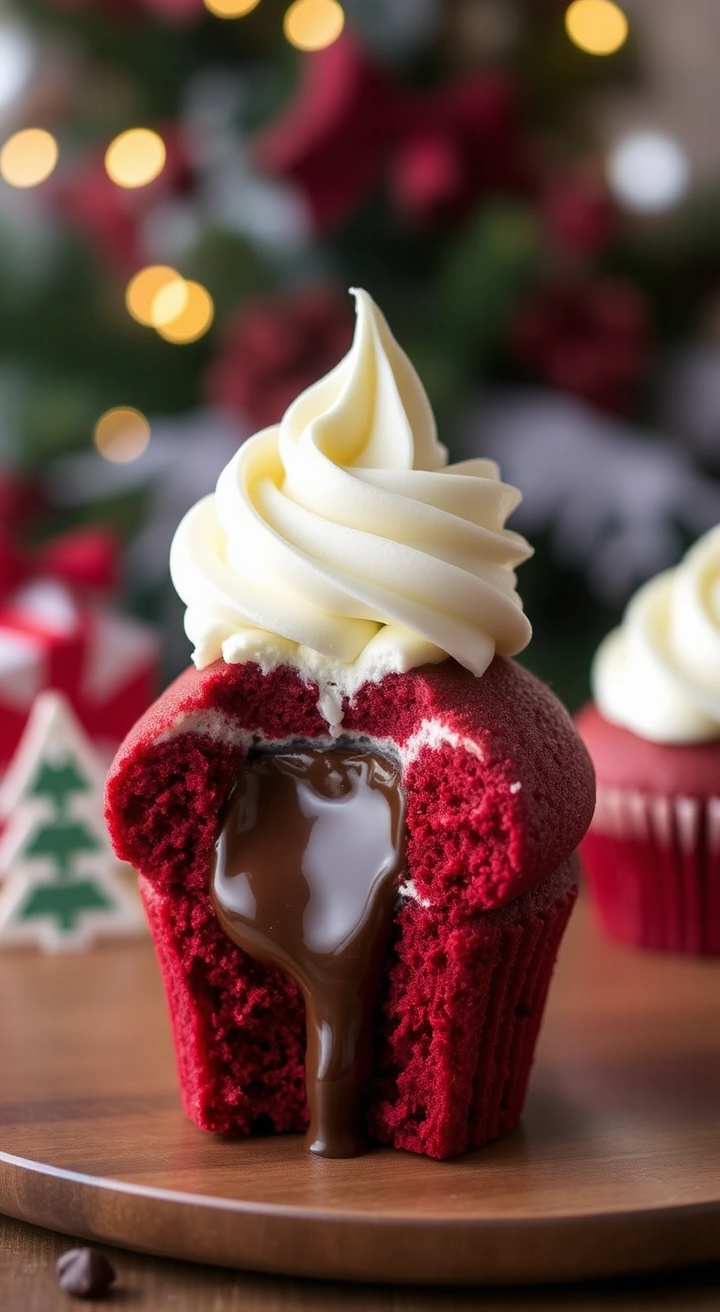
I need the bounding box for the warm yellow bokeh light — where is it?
[126,265,181,326]
[0,128,58,188]
[105,128,166,189]
[204,0,261,16]
[283,0,345,52]
[93,407,151,464]
[565,0,628,55]
[151,277,189,328]
[156,281,214,344]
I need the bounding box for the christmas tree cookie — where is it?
[0,691,144,950]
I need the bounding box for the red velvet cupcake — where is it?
[106,656,592,1159]
[577,527,720,954]
[106,290,594,1158]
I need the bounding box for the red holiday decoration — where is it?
[510,277,649,414]
[541,179,618,256]
[0,528,158,773]
[0,529,27,601]
[0,528,120,604]
[37,528,120,595]
[255,35,403,232]
[255,35,529,232]
[205,287,354,431]
[390,76,530,226]
[0,471,45,532]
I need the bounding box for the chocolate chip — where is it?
[56,1248,116,1298]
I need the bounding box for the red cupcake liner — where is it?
[140,858,578,1159]
[466,859,577,1149]
[581,786,720,954]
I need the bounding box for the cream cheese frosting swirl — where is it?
[170,289,532,724]
[593,525,720,742]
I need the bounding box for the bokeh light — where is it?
[126,265,181,326]
[151,277,190,328]
[0,128,58,188]
[105,128,166,189]
[93,407,151,463]
[283,0,345,51]
[204,0,261,16]
[565,0,628,56]
[155,281,214,343]
[607,130,690,212]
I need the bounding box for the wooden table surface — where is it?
[1,1212,719,1310]
[1,891,720,1302]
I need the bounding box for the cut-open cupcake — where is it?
[105,654,593,1159]
[106,288,594,1158]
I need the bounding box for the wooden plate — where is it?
[0,894,719,1286]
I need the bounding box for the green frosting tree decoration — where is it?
[30,758,91,812]
[0,691,144,951]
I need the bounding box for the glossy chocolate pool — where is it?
[211,748,405,1157]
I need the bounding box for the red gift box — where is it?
[0,535,159,772]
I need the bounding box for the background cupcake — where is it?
[577,525,720,953]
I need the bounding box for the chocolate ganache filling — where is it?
[211,746,406,1158]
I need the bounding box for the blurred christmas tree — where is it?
[1,0,719,706]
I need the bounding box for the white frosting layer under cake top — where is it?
[170,288,532,714]
[593,525,720,742]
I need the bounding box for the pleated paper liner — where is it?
[582,786,720,954]
[143,859,578,1158]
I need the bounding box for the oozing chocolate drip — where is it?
[211,748,405,1158]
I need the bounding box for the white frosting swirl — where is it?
[170,289,531,725]
[593,525,720,742]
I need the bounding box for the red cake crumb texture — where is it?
[576,704,720,954]
[106,656,594,1159]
